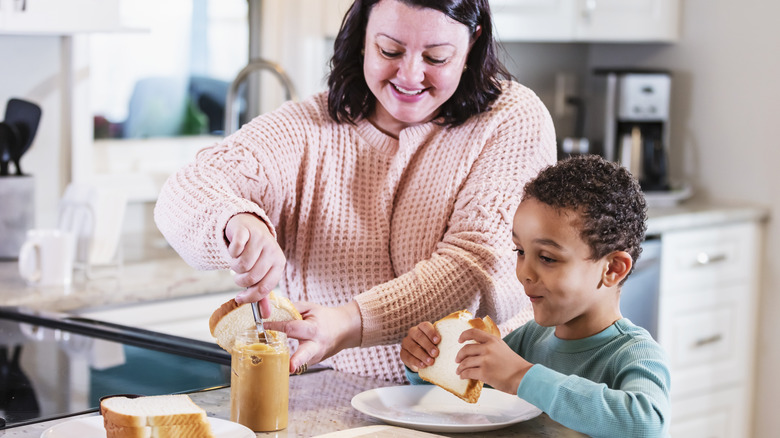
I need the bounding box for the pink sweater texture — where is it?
[154,81,557,383]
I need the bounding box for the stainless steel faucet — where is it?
[223,58,298,136]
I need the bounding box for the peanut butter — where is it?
[230,329,289,432]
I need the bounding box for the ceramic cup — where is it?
[18,229,76,287]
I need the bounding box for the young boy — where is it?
[401,155,670,437]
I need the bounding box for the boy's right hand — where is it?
[401,322,440,372]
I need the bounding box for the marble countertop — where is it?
[0,243,237,314]
[645,199,768,236]
[0,369,587,438]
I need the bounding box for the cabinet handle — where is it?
[694,252,727,266]
[693,334,723,348]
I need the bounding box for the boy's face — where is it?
[512,198,621,340]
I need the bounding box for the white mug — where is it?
[18,229,76,287]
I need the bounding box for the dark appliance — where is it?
[0,307,230,430]
[598,69,672,192]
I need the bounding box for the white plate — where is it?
[351,385,542,433]
[40,415,254,438]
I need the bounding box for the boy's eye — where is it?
[540,255,556,263]
[512,248,524,256]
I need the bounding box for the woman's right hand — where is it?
[400,322,440,372]
[225,213,286,317]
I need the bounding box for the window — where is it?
[90,0,248,139]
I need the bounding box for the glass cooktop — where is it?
[0,307,230,429]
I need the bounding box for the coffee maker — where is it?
[599,70,671,192]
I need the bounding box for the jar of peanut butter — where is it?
[230,329,290,432]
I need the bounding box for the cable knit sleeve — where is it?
[153,97,318,270]
[355,82,557,346]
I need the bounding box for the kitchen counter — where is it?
[645,199,768,236]
[0,241,237,314]
[0,369,588,438]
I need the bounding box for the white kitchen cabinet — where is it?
[0,0,122,35]
[491,0,680,42]
[657,221,761,437]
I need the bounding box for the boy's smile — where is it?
[512,198,623,340]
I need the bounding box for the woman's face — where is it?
[363,0,476,137]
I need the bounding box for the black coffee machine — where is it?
[598,69,671,192]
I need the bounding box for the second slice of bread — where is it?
[418,310,500,404]
[208,291,302,353]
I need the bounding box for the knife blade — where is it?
[250,301,266,339]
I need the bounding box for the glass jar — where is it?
[230,329,290,432]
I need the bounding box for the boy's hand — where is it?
[400,322,440,372]
[456,328,533,395]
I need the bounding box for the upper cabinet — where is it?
[0,0,123,35]
[491,0,680,43]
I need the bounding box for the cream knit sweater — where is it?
[154,81,556,383]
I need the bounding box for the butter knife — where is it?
[250,301,265,338]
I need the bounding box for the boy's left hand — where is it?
[456,328,532,395]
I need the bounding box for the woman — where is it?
[154,0,556,383]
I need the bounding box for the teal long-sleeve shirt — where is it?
[406,318,671,438]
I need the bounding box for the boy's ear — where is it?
[601,251,633,287]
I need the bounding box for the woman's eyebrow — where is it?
[375,33,454,49]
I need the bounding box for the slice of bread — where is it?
[100,394,214,438]
[417,310,500,404]
[208,291,302,353]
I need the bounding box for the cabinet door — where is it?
[491,0,577,42]
[0,0,121,35]
[575,0,680,42]
[671,386,752,438]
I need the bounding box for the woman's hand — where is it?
[400,322,440,372]
[225,213,286,316]
[456,328,532,395]
[264,301,362,373]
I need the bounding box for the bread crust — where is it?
[418,310,500,404]
[207,298,242,334]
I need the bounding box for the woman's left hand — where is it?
[456,328,532,395]
[263,301,362,373]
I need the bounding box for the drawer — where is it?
[660,284,756,397]
[671,386,751,438]
[660,222,756,292]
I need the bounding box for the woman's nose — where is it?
[397,56,425,84]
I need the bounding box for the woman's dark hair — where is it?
[522,155,648,285]
[327,0,511,127]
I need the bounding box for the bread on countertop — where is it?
[209,291,302,353]
[100,394,214,438]
[418,310,500,404]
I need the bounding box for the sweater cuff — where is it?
[517,364,561,411]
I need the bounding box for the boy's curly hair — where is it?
[523,155,647,282]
